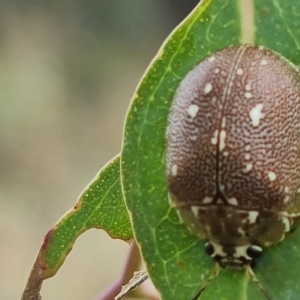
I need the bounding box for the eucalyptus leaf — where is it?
[199,268,267,300]
[40,155,132,278]
[121,0,300,299]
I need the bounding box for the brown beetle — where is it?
[166,44,300,269]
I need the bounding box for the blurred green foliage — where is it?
[0,2,199,300]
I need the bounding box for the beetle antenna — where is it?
[247,266,271,300]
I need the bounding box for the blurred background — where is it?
[0,1,199,299]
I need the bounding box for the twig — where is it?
[21,253,43,300]
[97,240,141,300]
[115,270,148,300]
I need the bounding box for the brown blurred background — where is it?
[0,1,199,299]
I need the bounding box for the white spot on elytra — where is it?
[208,56,215,62]
[245,145,250,151]
[214,68,220,74]
[223,151,229,156]
[222,117,226,128]
[211,130,218,145]
[190,135,197,141]
[297,188,300,193]
[249,103,264,126]
[187,104,199,118]
[203,197,213,204]
[228,197,238,205]
[260,59,268,65]
[171,164,178,176]
[212,96,217,103]
[204,83,213,94]
[248,211,259,224]
[245,84,251,91]
[284,196,289,203]
[245,92,252,99]
[268,171,277,181]
[284,186,290,193]
[243,163,253,172]
[236,68,243,75]
[219,130,226,151]
[245,153,250,160]
[191,206,199,217]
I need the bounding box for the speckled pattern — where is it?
[167,44,300,211]
[166,44,300,267]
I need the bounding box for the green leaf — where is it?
[40,155,132,279]
[199,268,267,300]
[254,227,300,299]
[254,0,300,65]
[121,0,300,299]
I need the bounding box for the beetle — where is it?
[166,44,300,269]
